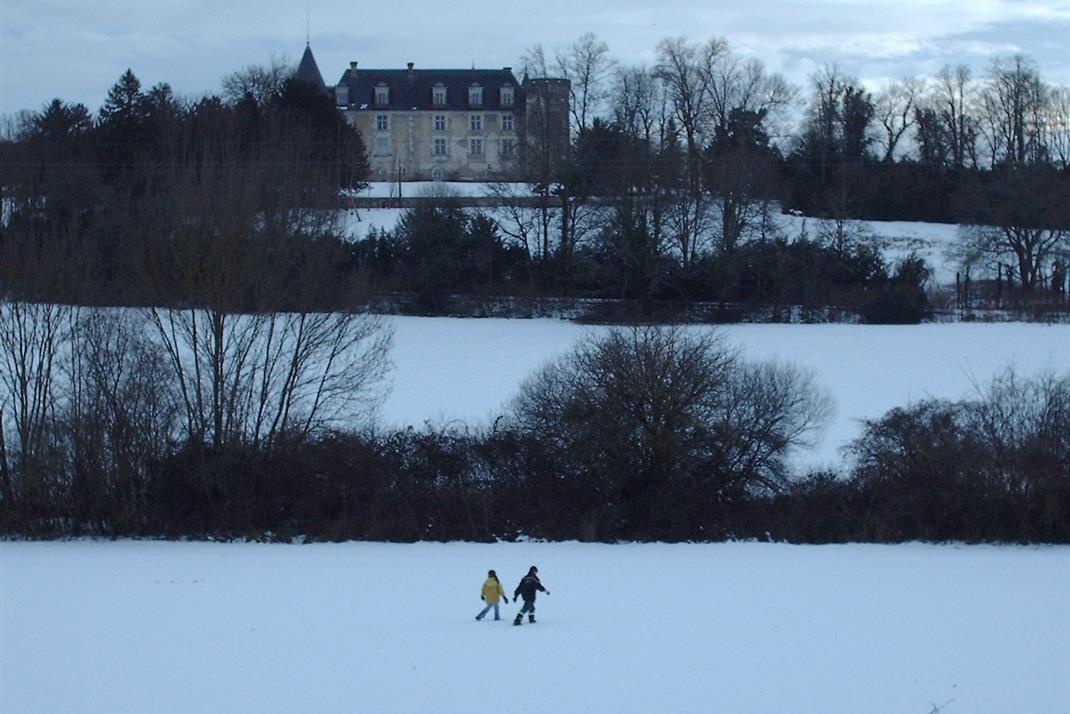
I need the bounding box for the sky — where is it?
[2,0,1070,116]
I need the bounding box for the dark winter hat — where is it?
[488,569,496,577]
[529,566,538,574]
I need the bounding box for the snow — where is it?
[383,318,1070,471]
[349,181,529,198]
[337,207,406,239]
[776,213,963,285]
[2,540,1067,714]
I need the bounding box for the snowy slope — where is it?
[2,540,1067,714]
[384,318,1070,471]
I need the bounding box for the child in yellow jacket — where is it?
[475,569,509,621]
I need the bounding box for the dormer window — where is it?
[375,84,389,106]
[468,84,483,107]
[500,85,514,107]
[433,84,447,107]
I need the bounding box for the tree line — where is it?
[508,36,1070,304]
[3,40,1070,317]
[2,324,1066,543]
[0,65,367,307]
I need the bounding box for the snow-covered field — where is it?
[384,318,1070,471]
[2,540,1067,714]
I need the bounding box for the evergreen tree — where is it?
[98,69,147,132]
[30,99,93,142]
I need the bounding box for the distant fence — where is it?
[362,293,861,324]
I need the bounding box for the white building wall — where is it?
[347,110,520,181]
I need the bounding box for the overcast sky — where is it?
[3,0,1070,115]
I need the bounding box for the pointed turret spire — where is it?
[294,42,327,92]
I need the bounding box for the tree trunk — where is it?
[0,409,13,509]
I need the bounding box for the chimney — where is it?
[349,61,358,76]
[503,67,512,72]
[407,62,415,73]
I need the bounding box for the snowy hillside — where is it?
[3,540,1067,714]
[384,318,1070,471]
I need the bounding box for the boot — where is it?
[513,613,523,626]
[528,614,536,624]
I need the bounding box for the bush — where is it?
[859,255,930,324]
[505,326,832,539]
[845,370,1070,542]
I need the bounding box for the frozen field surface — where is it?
[2,540,1067,714]
[384,318,1070,470]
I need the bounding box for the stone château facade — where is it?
[296,44,570,181]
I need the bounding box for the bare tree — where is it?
[518,44,556,274]
[554,32,616,135]
[0,300,68,484]
[1041,85,1070,169]
[956,166,1069,290]
[519,44,584,289]
[221,54,294,106]
[0,206,88,504]
[708,54,794,135]
[60,309,180,530]
[978,55,1050,167]
[654,36,726,196]
[653,36,729,266]
[935,64,979,168]
[875,77,923,161]
[508,327,831,535]
[486,181,544,261]
[702,54,791,254]
[133,106,393,448]
[706,140,779,253]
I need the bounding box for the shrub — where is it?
[505,326,832,539]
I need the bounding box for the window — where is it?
[468,85,483,107]
[374,136,392,155]
[432,85,447,106]
[434,115,447,131]
[433,138,448,156]
[376,114,389,132]
[469,138,483,157]
[501,114,514,131]
[375,84,389,106]
[500,86,514,107]
[500,138,516,160]
[470,114,482,132]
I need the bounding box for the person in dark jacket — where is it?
[512,566,549,625]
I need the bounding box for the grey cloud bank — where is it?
[3,0,1070,114]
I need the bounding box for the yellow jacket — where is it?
[481,577,506,604]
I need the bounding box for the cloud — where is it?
[3,0,1070,113]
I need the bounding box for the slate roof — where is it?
[336,68,522,111]
[294,44,327,92]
